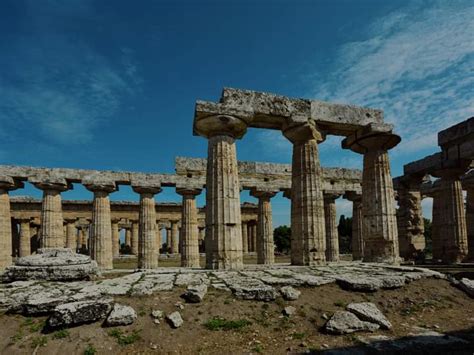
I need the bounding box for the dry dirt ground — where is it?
[0,277,473,354]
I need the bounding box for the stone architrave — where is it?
[85,180,116,270]
[133,184,161,269]
[324,193,341,262]
[18,218,32,258]
[283,122,326,265]
[194,114,247,270]
[241,221,248,253]
[177,187,202,267]
[32,178,70,249]
[433,166,469,263]
[65,219,77,251]
[131,221,139,255]
[251,188,278,265]
[170,220,179,254]
[396,176,425,260]
[342,124,401,264]
[345,192,363,260]
[111,219,120,258]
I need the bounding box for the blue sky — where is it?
[1,0,473,226]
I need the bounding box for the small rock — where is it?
[346,302,392,329]
[105,303,137,326]
[283,306,296,316]
[325,311,379,335]
[151,309,164,319]
[166,311,184,328]
[322,344,329,348]
[153,319,160,324]
[174,302,184,310]
[280,286,301,301]
[181,284,208,303]
[47,299,112,328]
[322,313,328,320]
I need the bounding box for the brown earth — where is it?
[0,278,473,354]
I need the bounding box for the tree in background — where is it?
[274,225,291,254]
[337,215,352,254]
[423,218,432,256]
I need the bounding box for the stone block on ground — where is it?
[336,276,383,292]
[283,306,296,316]
[166,311,184,328]
[181,284,208,303]
[458,278,474,298]
[280,286,301,300]
[105,303,137,326]
[47,299,113,328]
[346,302,392,329]
[324,311,380,335]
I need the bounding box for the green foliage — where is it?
[253,344,264,353]
[338,215,352,254]
[204,317,252,331]
[292,332,306,340]
[52,329,70,339]
[274,225,291,253]
[84,344,97,355]
[424,218,432,255]
[334,300,346,308]
[108,329,141,346]
[31,336,48,348]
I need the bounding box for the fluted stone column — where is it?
[345,192,363,260]
[343,126,401,264]
[131,221,139,256]
[177,187,201,267]
[251,223,257,252]
[125,228,131,248]
[283,122,326,265]
[65,219,77,250]
[198,227,205,250]
[396,176,425,260]
[242,221,248,254]
[165,228,171,252]
[12,220,20,257]
[170,220,179,254]
[324,193,340,262]
[251,189,277,265]
[195,115,247,270]
[85,182,116,269]
[111,219,120,258]
[466,186,474,261]
[133,185,161,269]
[33,179,69,249]
[18,218,31,257]
[434,168,468,263]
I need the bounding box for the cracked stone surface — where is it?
[324,311,380,334]
[346,302,392,329]
[0,262,445,315]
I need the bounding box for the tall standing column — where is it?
[324,193,341,262]
[251,223,257,252]
[18,218,31,257]
[85,181,116,270]
[65,219,77,250]
[198,227,205,251]
[434,168,468,263]
[177,187,202,267]
[241,221,248,254]
[283,122,326,265]
[345,192,363,260]
[165,227,171,252]
[32,179,70,249]
[342,125,401,264]
[133,185,161,269]
[111,219,120,258]
[466,185,474,261]
[125,228,131,248]
[251,189,277,265]
[131,221,139,255]
[194,115,247,270]
[170,220,179,254]
[0,176,17,269]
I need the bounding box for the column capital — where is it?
[64,218,77,224]
[132,181,162,195]
[176,187,202,197]
[84,179,116,193]
[323,192,343,202]
[0,176,23,191]
[344,191,362,202]
[283,121,325,144]
[250,188,278,200]
[194,114,248,139]
[342,123,400,154]
[111,217,121,224]
[30,176,70,192]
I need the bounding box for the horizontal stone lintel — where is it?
[438,116,474,148]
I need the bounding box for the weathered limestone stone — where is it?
[242,220,248,253]
[125,228,131,248]
[283,122,326,265]
[325,311,380,334]
[0,176,21,269]
[343,125,401,264]
[111,219,120,258]
[181,284,207,303]
[395,176,425,260]
[251,223,257,252]
[131,221,139,255]
[133,185,161,269]
[165,227,171,251]
[466,185,474,261]
[283,306,296,316]
[346,302,392,329]
[166,311,184,328]
[324,193,341,262]
[170,220,179,254]
[280,286,301,300]
[65,219,77,251]
[177,187,201,268]
[33,178,69,249]
[345,192,363,260]
[105,303,137,326]
[195,115,247,270]
[433,167,469,263]
[47,299,113,328]
[18,218,31,257]
[250,188,277,265]
[85,181,116,270]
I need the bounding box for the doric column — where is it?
[241,221,248,253]
[125,228,131,248]
[131,220,139,255]
[65,218,77,250]
[395,176,425,260]
[466,184,474,261]
[177,187,202,267]
[170,220,179,254]
[251,223,257,252]
[12,220,20,257]
[18,218,32,257]
[85,181,116,270]
[345,192,363,260]
[198,226,205,250]
[32,178,70,249]
[132,184,161,269]
[251,189,277,265]
[283,122,326,265]
[324,193,341,262]
[342,124,401,264]
[195,115,247,270]
[165,227,171,252]
[111,219,120,258]
[433,167,469,263]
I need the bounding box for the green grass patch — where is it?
[108,329,141,346]
[204,317,252,331]
[84,344,97,355]
[52,329,70,339]
[292,332,306,340]
[31,336,48,348]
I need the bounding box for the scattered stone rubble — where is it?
[105,303,137,326]
[166,311,184,328]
